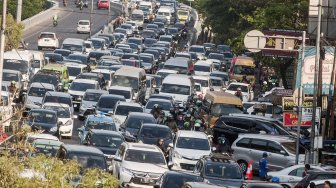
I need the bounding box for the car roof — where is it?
[100,94,125,99]
[229,114,279,122]
[128,112,155,118]
[117,101,142,107]
[157,69,178,73]
[3,69,20,74]
[195,60,213,66]
[162,74,191,85]
[193,75,210,80]
[228,82,250,87]
[30,108,57,114]
[45,91,71,97]
[126,142,161,152]
[177,130,208,139]
[237,134,295,142]
[43,102,70,108]
[33,138,63,146]
[30,82,55,90]
[87,114,114,121]
[85,89,108,94]
[108,86,132,91]
[27,133,59,141]
[72,79,98,84]
[92,69,114,74]
[62,144,104,155]
[147,98,172,103]
[65,62,87,68]
[142,123,170,129]
[90,129,122,136]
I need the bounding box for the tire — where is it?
[238,160,248,174]
[38,46,42,50]
[282,185,290,188]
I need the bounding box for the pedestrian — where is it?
[259,152,268,181]
[302,164,310,177]
[324,181,331,188]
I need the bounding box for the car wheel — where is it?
[38,46,41,50]
[238,160,248,174]
[282,185,290,188]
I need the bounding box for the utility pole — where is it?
[311,0,322,164]
[89,0,93,37]
[16,0,22,23]
[0,0,8,96]
[325,45,336,138]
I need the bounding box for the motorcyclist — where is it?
[156,111,166,125]
[262,81,269,93]
[78,0,84,9]
[235,87,243,101]
[181,26,188,40]
[242,75,249,84]
[166,114,178,132]
[215,136,231,154]
[52,14,58,24]
[150,104,161,119]
[157,138,168,160]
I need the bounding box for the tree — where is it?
[1,0,47,20]
[3,14,24,51]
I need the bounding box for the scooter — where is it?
[53,20,58,27]
[84,0,88,8]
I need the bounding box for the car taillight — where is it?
[294,184,303,188]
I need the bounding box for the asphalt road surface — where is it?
[24,0,121,51]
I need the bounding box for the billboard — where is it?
[309,0,336,40]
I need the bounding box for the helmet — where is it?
[237,87,241,91]
[153,104,159,109]
[184,122,190,128]
[195,123,201,127]
[263,81,267,85]
[11,81,16,85]
[196,100,202,106]
[271,176,280,183]
[168,114,173,119]
[263,152,268,158]
[186,114,191,118]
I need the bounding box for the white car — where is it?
[193,60,214,76]
[84,41,94,54]
[193,75,211,98]
[107,86,133,102]
[170,130,212,171]
[77,20,91,34]
[225,82,254,102]
[112,142,168,188]
[37,32,59,50]
[268,164,336,188]
[42,102,74,138]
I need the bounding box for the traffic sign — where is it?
[301,107,321,122]
[244,30,266,52]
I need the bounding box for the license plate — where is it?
[45,39,49,42]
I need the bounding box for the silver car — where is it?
[231,134,306,173]
[79,89,108,115]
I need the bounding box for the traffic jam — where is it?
[0,0,335,187]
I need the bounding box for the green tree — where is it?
[1,0,47,20]
[3,13,24,51]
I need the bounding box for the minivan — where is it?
[61,38,85,54]
[159,74,192,104]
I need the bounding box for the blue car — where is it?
[77,113,117,144]
[27,109,59,136]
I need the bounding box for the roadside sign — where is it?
[283,112,312,127]
[273,89,292,96]
[301,107,321,122]
[282,96,327,111]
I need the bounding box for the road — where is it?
[23,0,121,50]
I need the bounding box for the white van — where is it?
[30,50,46,74]
[194,60,215,76]
[157,7,173,24]
[131,9,144,30]
[159,74,192,104]
[61,38,85,54]
[139,1,153,14]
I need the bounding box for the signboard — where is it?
[282,96,327,111]
[283,112,312,127]
[301,107,321,122]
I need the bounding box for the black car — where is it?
[136,123,173,149]
[53,49,72,57]
[44,52,63,63]
[295,171,336,188]
[76,72,106,90]
[82,129,124,164]
[26,109,60,136]
[213,115,293,145]
[96,94,126,114]
[240,181,283,188]
[120,112,156,141]
[154,171,203,188]
[194,154,244,187]
[30,71,62,91]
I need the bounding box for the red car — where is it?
[97,0,109,9]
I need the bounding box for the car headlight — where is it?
[173,151,182,159]
[77,96,82,101]
[121,167,133,176]
[49,127,57,133]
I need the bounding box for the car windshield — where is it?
[62,44,83,52]
[28,87,54,97]
[162,173,203,188]
[68,153,106,170]
[83,92,104,102]
[189,46,205,54]
[211,79,223,87]
[228,84,248,92]
[160,37,172,42]
[3,72,19,82]
[144,39,157,45]
[126,116,156,129]
[124,149,166,165]
[175,54,190,59]
[224,52,233,58]
[44,96,72,107]
[70,82,95,91]
[97,97,124,109]
[43,106,70,118]
[140,126,172,139]
[122,54,139,60]
[86,119,117,131]
[67,66,82,77]
[108,89,131,99]
[140,56,153,63]
[211,73,228,81]
[89,40,103,49]
[194,65,210,72]
[128,39,141,45]
[209,53,224,61]
[211,104,243,116]
[194,79,209,87]
[178,11,189,16]
[32,60,41,68]
[282,141,306,154]
[204,163,242,179]
[79,21,89,25]
[176,137,210,150]
[29,111,57,124]
[234,65,255,75]
[218,45,230,52]
[163,65,187,74]
[4,59,29,73]
[90,134,123,148]
[112,75,139,91]
[146,100,172,111]
[33,143,60,157]
[132,14,143,21]
[67,55,88,65]
[115,105,143,116]
[31,74,59,87]
[161,83,190,95]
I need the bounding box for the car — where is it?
[120,112,156,141]
[136,123,173,149]
[75,72,106,89]
[53,49,72,58]
[64,63,88,82]
[78,113,117,144]
[210,71,229,85]
[68,79,100,110]
[77,20,90,34]
[37,32,59,50]
[210,76,225,91]
[240,181,284,188]
[225,82,254,102]
[26,109,60,136]
[189,45,206,59]
[148,94,174,104]
[144,98,173,114]
[193,154,244,187]
[170,130,212,171]
[143,38,158,50]
[29,71,62,92]
[111,142,169,187]
[232,134,306,174]
[193,75,211,98]
[79,89,108,116]
[307,179,336,188]
[56,144,108,171]
[156,69,178,80]
[113,101,143,130]
[140,53,156,73]
[82,129,125,165]
[24,82,56,111]
[42,91,74,114]
[294,171,336,188]
[26,133,59,145]
[194,60,214,76]
[121,24,134,37]
[31,138,63,157]
[268,164,336,188]
[42,103,74,138]
[97,0,109,9]
[91,69,114,87]
[107,86,134,102]
[96,94,126,114]
[88,38,106,50]
[154,171,203,188]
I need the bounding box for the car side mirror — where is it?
[82,140,88,145]
[168,161,173,170]
[77,128,83,132]
[78,114,85,121]
[113,157,122,162]
[280,150,287,155]
[168,143,173,148]
[154,88,159,93]
[244,176,248,180]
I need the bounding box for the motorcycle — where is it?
[181,30,188,40]
[53,20,58,27]
[84,0,88,8]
